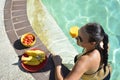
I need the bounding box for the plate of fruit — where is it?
[21,49,47,72]
[21,33,36,47]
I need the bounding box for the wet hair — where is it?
[84,23,109,73]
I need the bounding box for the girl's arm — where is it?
[52,55,90,80]
[55,65,63,80]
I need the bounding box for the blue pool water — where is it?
[41,0,120,79]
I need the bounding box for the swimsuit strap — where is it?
[84,65,103,75]
[74,48,95,63]
[82,48,95,55]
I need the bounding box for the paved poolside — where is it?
[0,0,70,80]
[0,0,34,79]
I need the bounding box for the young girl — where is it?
[52,23,111,80]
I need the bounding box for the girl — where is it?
[52,23,111,80]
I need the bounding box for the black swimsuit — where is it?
[74,48,94,63]
[74,49,111,80]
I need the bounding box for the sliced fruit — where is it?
[25,50,45,57]
[69,26,79,38]
[23,60,40,66]
[21,56,33,61]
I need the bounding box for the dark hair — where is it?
[84,23,109,73]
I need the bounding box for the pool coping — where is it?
[4,0,54,80]
[4,0,70,80]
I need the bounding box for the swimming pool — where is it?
[27,0,120,79]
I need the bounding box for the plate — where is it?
[21,53,47,72]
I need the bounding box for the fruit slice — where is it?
[25,50,45,57]
[23,60,40,66]
[69,26,79,38]
[21,56,33,61]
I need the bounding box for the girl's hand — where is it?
[52,55,62,66]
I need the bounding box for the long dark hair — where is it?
[84,23,109,73]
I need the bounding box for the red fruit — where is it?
[26,34,34,40]
[24,38,28,41]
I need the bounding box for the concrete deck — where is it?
[0,0,69,80]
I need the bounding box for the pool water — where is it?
[27,0,120,79]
